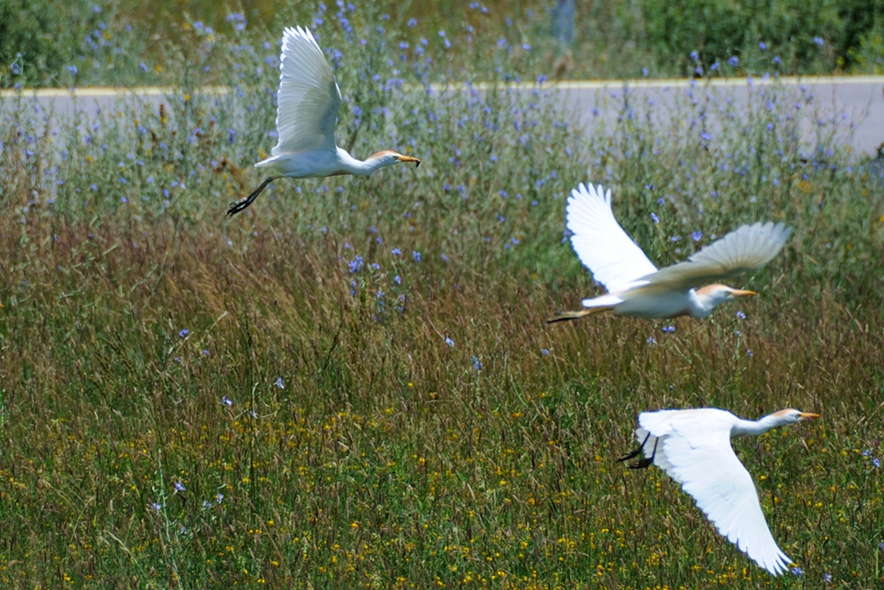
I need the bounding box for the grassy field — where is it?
[2,3,884,588]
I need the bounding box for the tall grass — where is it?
[1,3,884,588]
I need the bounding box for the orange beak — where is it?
[399,155,421,167]
[799,412,820,420]
[731,289,757,298]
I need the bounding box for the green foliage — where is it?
[0,0,105,86]
[635,0,848,74]
[1,3,884,588]
[3,0,884,87]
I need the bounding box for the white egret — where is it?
[548,183,792,322]
[619,407,819,575]
[227,26,421,217]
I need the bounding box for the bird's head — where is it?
[696,284,757,305]
[770,408,820,424]
[368,150,421,168]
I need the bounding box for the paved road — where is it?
[555,76,883,157]
[3,76,882,156]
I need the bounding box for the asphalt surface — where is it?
[2,76,882,156]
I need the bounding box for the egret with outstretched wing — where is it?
[227,26,421,216]
[548,183,792,322]
[619,407,819,575]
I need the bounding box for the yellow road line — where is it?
[2,76,882,98]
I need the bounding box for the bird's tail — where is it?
[546,306,613,324]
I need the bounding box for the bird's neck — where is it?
[338,148,391,176]
[732,414,785,437]
[686,289,716,318]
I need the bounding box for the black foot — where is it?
[616,447,643,463]
[617,433,656,469]
[627,457,654,470]
[226,176,276,217]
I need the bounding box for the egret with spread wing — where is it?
[548,183,792,322]
[619,408,819,576]
[227,26,421,217]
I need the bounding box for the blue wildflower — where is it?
[276,377,284,389]
[179,328,189,338]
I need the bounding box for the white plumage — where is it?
[549,183,792,321]
[620,407,819,575]
[227,27,421,217]
[272,26,342,156]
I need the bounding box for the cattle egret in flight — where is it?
[548,183,792,322]
[619,407,819,575]
[227,26,421,216]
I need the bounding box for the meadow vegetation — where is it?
[2,0,884,87]
[1,1,884,588]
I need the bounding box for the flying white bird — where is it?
[548,183,792,322]
[619,407,819,575]
[227,26,421,217]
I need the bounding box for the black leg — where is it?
[628,437,658,470]
[227,176,277,217]
[617,432,658,469]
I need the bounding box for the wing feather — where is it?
[272,26,342,156]
[641,222,792,290]
[566,183,658,293]
[637,411,791,576]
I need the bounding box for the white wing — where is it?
[641,222,792,291]
[566,183,658,293]
[638,411,791,576]
[271,26,342,156]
